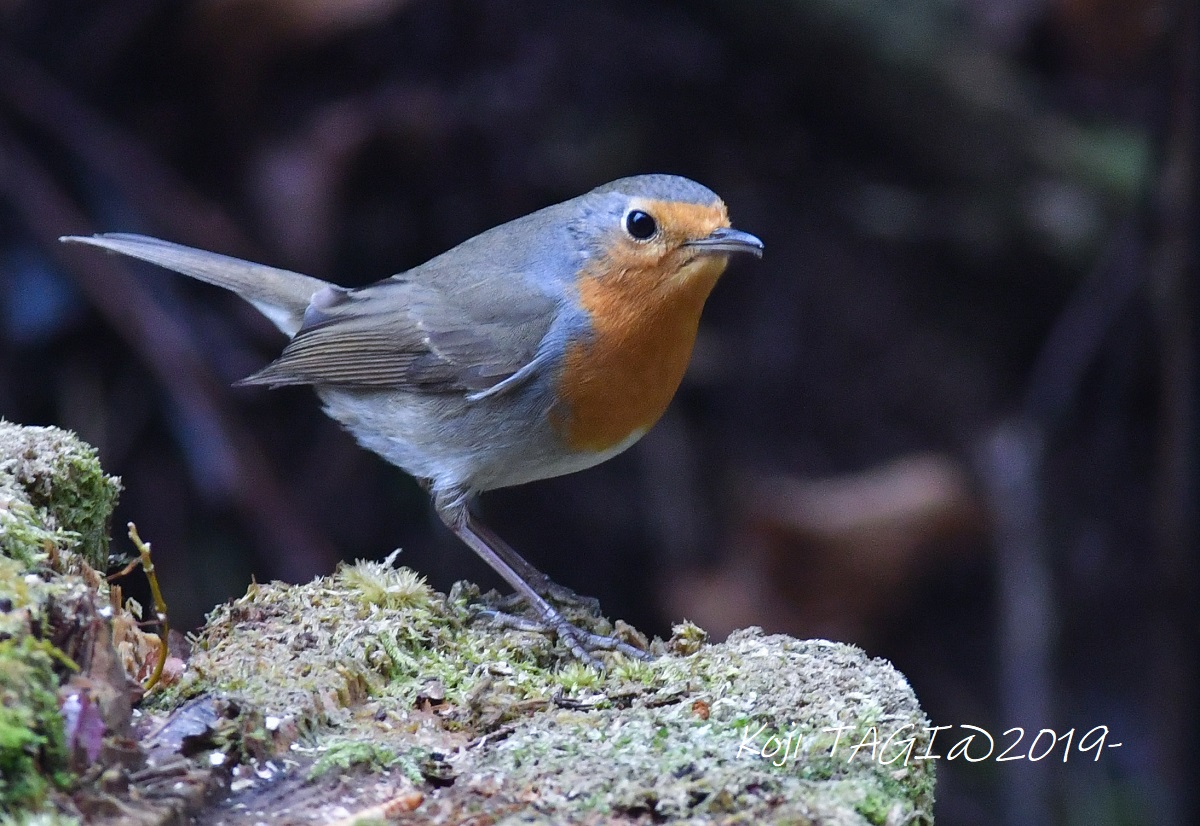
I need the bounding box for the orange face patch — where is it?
[551,199,732,453]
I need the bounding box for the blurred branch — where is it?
[975,423,1054,826]
[1149,0,1198,607]
[1148,2,1199,822]
[1022,218,1145,431]
[976,116,1149,826]
[0,121,338,582]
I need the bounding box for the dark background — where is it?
[0,1,1195,823]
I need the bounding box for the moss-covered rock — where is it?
[460,629,935,824]
[0,422,936,824]
[0,421,121,568]
[168,557,935,824]
[0,422,127,821]
[0,632,75,812]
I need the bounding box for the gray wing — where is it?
[238,276,557,394]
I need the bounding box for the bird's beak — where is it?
[684,226,764,258]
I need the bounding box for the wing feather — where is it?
[237,277,556,393]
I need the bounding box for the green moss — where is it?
[667,620,708,655]
[172,554,934,823]
[0,423,126,819]
[0,495,71,570]
[0,813,82,826]
[856,786,897,825]
[337,556,433,610]
[0,548,80,820]
[0,637,74,812]
[553,661,604,692]
[165,556,658,727]
[307,739,425,785]
[456,631,934,823]
[0,421,121,568]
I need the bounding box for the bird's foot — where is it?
[474,608,652,668]
[494,580,601,615]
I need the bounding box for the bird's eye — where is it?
[624,209,658,241]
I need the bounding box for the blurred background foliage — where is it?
[0,1,1194,823]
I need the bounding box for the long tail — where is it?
[60,233,329,337]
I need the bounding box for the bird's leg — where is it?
[434,495,649,666]
[468,518,600,613]
[421,478,595,609]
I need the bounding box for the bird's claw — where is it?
[474,608,652,667]
[494,581,601,615]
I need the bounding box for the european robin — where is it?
[62,174,763,665]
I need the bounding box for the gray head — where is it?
[588,174,722,207]
[408,174,761,299]
[564,174,763,267]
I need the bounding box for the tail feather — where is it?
[60,233,328,337]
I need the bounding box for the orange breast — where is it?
[552,255,727,453]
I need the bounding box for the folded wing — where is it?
[239,277,556,394]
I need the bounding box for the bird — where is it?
[62,173,763,666]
